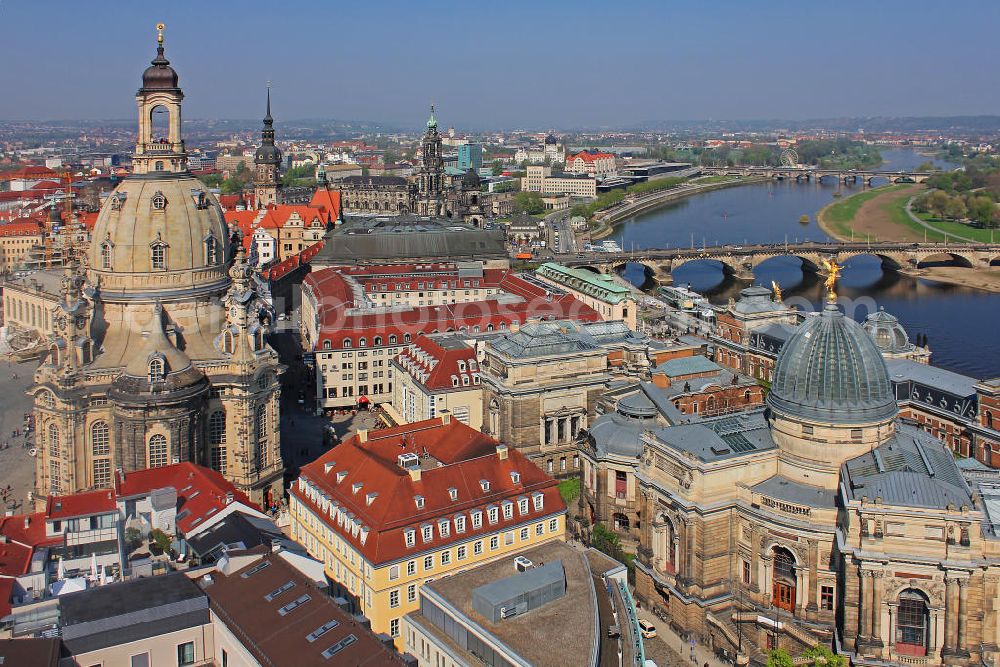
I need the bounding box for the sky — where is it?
[1,0,998,129]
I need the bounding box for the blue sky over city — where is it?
[1,0,998,127]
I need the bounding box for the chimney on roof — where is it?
[496,443,509,460]
[357,429,368,444]
[409,468,421,482]
[439,410,451,425]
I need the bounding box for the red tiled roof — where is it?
[0,578,14,619]
[30,180,62,190]
[309,188,341,220]
[303,267,601,350]
[395,335,480,391]
[566,151,614,163]
[77,211,99,231]
[292,418,565,565]
[0,512,54,549]
[0,221,43,237]
[1,166,58,180]
[115,463,260,535]
[46,489,116,520]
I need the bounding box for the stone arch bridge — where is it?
[559,242,1000,284]
[702,166,936,187]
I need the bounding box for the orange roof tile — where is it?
[292,418,564,566]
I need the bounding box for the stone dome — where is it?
[141,46,179,91]
[863,307,912,354]
[88,174,230,300]
[544,134,558,145]
[767,302,897,425]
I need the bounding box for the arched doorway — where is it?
[655,515,677,575]
[895,589,930,656]
[771,546,796,612]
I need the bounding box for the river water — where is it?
[614,149,1000,378]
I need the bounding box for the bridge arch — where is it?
[839,252,905,272]
[916,252,975,269]
[670,256,749,280]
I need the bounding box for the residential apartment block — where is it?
[288,417,567,649]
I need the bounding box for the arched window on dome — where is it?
[100,240,113,269]
[204,235,218,265]
[253,329,264,350]
[222,330,234,354]
[151,192,167,210]
[147,434,168,468]
[41,390,55,409]
[150,241,167,270]
[148,357,165,383]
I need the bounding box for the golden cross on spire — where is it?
[156,22,165,46]
[821,258,842,302]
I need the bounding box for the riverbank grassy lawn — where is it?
[913,210,1000,244]
[819,184,911,237]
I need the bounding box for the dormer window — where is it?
[438,520,450,538]
[147,356,165,383]
[518,497,529,515]
[458,361,466,372]
[471,511,482,530]
[343,338,352,349]
[336,471,348,483]
[421,524,433,543]
[502,500,514,520]
[404,529,416,547]
[480,479,490,493]
[487,506,499,524]
[351,482,363,494]
[389,335,397,345]
[455,515,466,533]
[110,192,127,211]
[414,495,425,510]
[448,487,458,501]
[510,471,521,485]
[151,191,167,210]
[532,492,544,511]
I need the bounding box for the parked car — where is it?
[638,619,657,639]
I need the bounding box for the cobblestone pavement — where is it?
[0,358,42,512]
[635,605,730,667]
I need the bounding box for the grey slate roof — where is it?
[488,320,600,359]
[313,214,508,265]
[885,358,977,398]
[751,475,837,509]
[841,423,973,510]
[655,355,721,377]
[589,412,648,459]
[646,410,776,462]
[59,572,209,655]
[732,285,785,314]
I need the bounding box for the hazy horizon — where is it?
[2,1,998,129]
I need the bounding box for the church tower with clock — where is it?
[29,26,285,507]
[253,85,283,209]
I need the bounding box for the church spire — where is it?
[254,82,282,208]
[264,81,273,126]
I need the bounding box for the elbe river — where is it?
[613,149,1000,377]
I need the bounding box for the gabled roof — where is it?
[395,334,479,391]
[0,220,43,237]
[566,151,614,163]
[309,188,342,220]
[292,418,564,565]
[114,462,261,535]
[46,489,116,520]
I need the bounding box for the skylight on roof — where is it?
[264,580,296,601]
[278,594,312,616]
[322,634,357,658]
[241,560,271,578]
[307,619,341,643]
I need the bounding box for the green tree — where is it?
[803,645,848,667]
[916,161,936,172]
[149,528,172,555]
[767,649,794,667]
[967,195,997,226]
[944,196,967,220]
[512,191,545,215]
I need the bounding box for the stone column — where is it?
[858,569,870,641]
[957,577,969,652]
[943,575,956,654]
[806,538,819,611]
[871,571,884,646]
[749,528,760,593]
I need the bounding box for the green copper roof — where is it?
[536,263,632,304]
